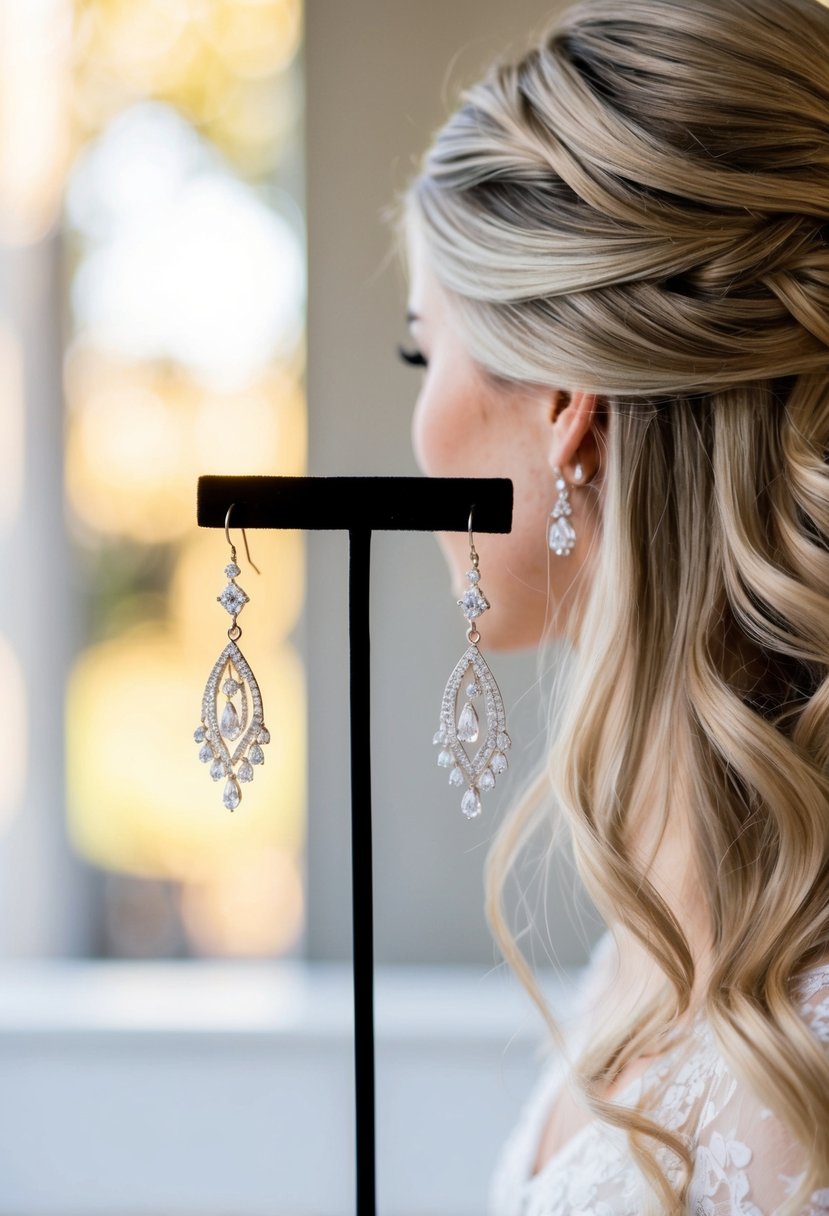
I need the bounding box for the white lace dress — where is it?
[488,932,829,1216]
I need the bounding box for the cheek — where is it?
[410,381,477,589]
[411,375,475,478]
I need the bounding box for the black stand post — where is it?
[197,476,513,1216]
[349,526,375,1212]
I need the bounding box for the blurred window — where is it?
[0,0,307,959]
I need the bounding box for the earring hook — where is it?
[467,505,479,569]
[224,503,261,575]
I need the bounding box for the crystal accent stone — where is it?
[223,777,241,810]
[238,759,254,783]
[194,726,206,743]
[220,701,241,740]
[198,743,213,763]
[458,587,490,620]
[465,682,479,700]
[448,766,464,787]
[497,731,512,751]
[224,562,241,578]
[457,700,479,743]
[461,788,482,819]
[217,582,249,617]
[437,749,453,768]
[491,751,508,774]
[549,517,576,556]
[210,758,224,781]
[555,477,566,491]
[479,768,496,792]
[222,678,240,696]
[466,569,480,584]
[433,729,446,746]
[257,728,270,744]
[249,743,265,765]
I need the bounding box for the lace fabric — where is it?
[488,933,829,1216]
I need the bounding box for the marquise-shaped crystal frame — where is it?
[199,640,266,809]
[438,643,507,792]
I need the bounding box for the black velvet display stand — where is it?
[197,475,514,1215]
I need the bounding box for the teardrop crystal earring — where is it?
[548,463,581,556]
[432,507,511,819]
[193,504,270,811]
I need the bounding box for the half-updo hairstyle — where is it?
[403,0,829,1211]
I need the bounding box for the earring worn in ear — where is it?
[548,462,581,556]
[432,507,511,819]
[193,503,270,810]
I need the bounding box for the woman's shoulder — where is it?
[685,957,829,1215]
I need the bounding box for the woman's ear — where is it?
[548,390,604,483]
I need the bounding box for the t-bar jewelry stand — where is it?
[196,475,514,1216]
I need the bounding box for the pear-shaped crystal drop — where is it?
[237,759,254,783]
[457,701,479,743]
[210,758,224,781]
[491,751,508,775]
[461,787,482,819]
[249,743,265,765]
[223,777,241,810]
[479,768,496,792]
[448,766,464,787]
[437,749,453,768]
[548,517,576,556]
[220,700,241,740]
[198,743,213,764]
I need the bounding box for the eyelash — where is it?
[397,344,428,368]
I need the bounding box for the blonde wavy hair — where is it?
[402,0,829,1210]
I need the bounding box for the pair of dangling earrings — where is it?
[433,462,582,818]
[194,464,582,814]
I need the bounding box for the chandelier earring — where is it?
[193,504,271,810]
[432,507,511,819]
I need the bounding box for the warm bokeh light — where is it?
[0,635,27,832]
[64,348,306,545]
[0,322,25,534]
[65,101,305,387]
[0,0,74,244]
[66,625,305,882]
[180,846,304,957]
[71,0,302,176]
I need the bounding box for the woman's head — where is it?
[404,0,829,645]
[407,0,829,391]
[401,1,829,1211]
